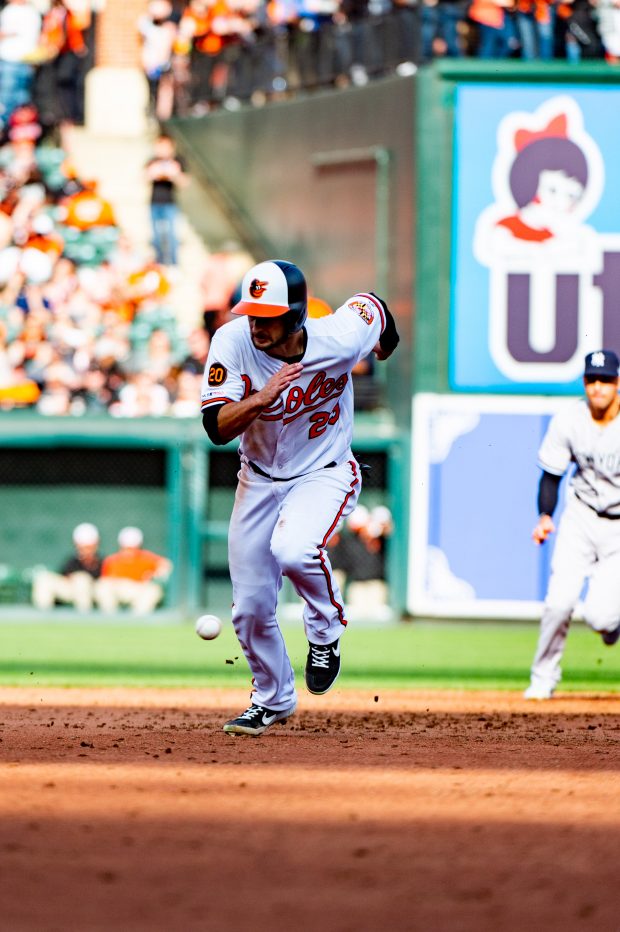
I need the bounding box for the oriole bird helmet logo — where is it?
[249,278,268,298]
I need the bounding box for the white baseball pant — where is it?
[529,495,620,691]
[228,459,361,711]
[94,578,164,615]
[32,570,96,613]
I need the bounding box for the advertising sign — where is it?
[452,85,620,393]
[409,394,575,619]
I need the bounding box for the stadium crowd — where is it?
[0,2,245,421]
[138,0,620,114]
[0,0,253,419]
[0,109,223,418]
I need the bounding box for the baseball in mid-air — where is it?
[195,614,222,640]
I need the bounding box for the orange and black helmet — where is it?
[231,259,307,334]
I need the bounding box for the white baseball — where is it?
[195,614,222,640]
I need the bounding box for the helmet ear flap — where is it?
[283,302,307,334]
[271,260,307,333]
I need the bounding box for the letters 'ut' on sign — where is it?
[451,85,620,394]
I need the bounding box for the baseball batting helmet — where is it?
[231,259,307,334]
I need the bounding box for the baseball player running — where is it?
[525,349,620,700]
[200,259,399,735]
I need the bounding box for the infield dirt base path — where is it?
[0,687,619,932]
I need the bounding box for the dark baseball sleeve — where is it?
[202,403,227,445]
[537,470,562,517]
[370,293,399,355]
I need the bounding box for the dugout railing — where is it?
[0,414,408,622]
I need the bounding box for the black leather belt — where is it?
[576,494,620,519]
[248,460,336,481]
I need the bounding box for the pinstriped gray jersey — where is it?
[538,399,620,516]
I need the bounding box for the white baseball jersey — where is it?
[200,293,386,477]
[538,400,620,516]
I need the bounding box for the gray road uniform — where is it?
[528,400,620,693]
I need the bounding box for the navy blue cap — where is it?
[584,349,620,378]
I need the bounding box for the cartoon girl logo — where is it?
[474,96,604,261]
[472,96,608,383]
[497,114,586,243]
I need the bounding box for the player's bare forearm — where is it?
[217,362,303,442]
[216,394,273,442]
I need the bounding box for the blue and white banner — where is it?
[409,394,577,619]
[452,85,620,393]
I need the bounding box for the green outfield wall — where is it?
[0,415,407,620]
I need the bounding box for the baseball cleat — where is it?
[222,702,296,737]
[601,626,620,646]
[305,638,341,695]
[523,683,555,700]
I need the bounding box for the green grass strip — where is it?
[0,619,619,692]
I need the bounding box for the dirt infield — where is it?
[1,686,619,932]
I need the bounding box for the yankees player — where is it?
[200,259,399,735]
[525,349,620,700]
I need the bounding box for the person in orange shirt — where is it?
[38,0,90,143]
[59,180,116,230]
[95,526,172,615]
[469,0,515,57]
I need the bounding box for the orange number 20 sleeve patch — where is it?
[208,363,228,386]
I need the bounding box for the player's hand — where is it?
[372,340,391,361]
[532,514,555,545]
[257,362,303,406]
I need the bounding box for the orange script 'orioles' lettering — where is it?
[283,371,348,417]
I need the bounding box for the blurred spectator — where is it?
[556,0,603,59]
[0,0,41,133]
[35,354,77,414]
[468,0,515,57]
[351,352,380,410]
[0,315,39,406]
[0,99,208,420]
[110,370,170,417]
[32,521,103,612]
[421,0,466,60]
[166,0,617,107]
[392,0,422,71]
[37,0,91,146]
[145,133,188,267]
[307,294,333,318]
[125,262,172,318]
[138,0,177,122]
[200,244,252,336]
[294,0,342,88]
[597,0,620,60]
[58,178,116,230]
[95,526,172,615]
[180,325,210,373]
[174,0,216,113]
[170,366,202,416]
[129,325,177,380]
[329,504,393,609]
[512,0,555,59]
